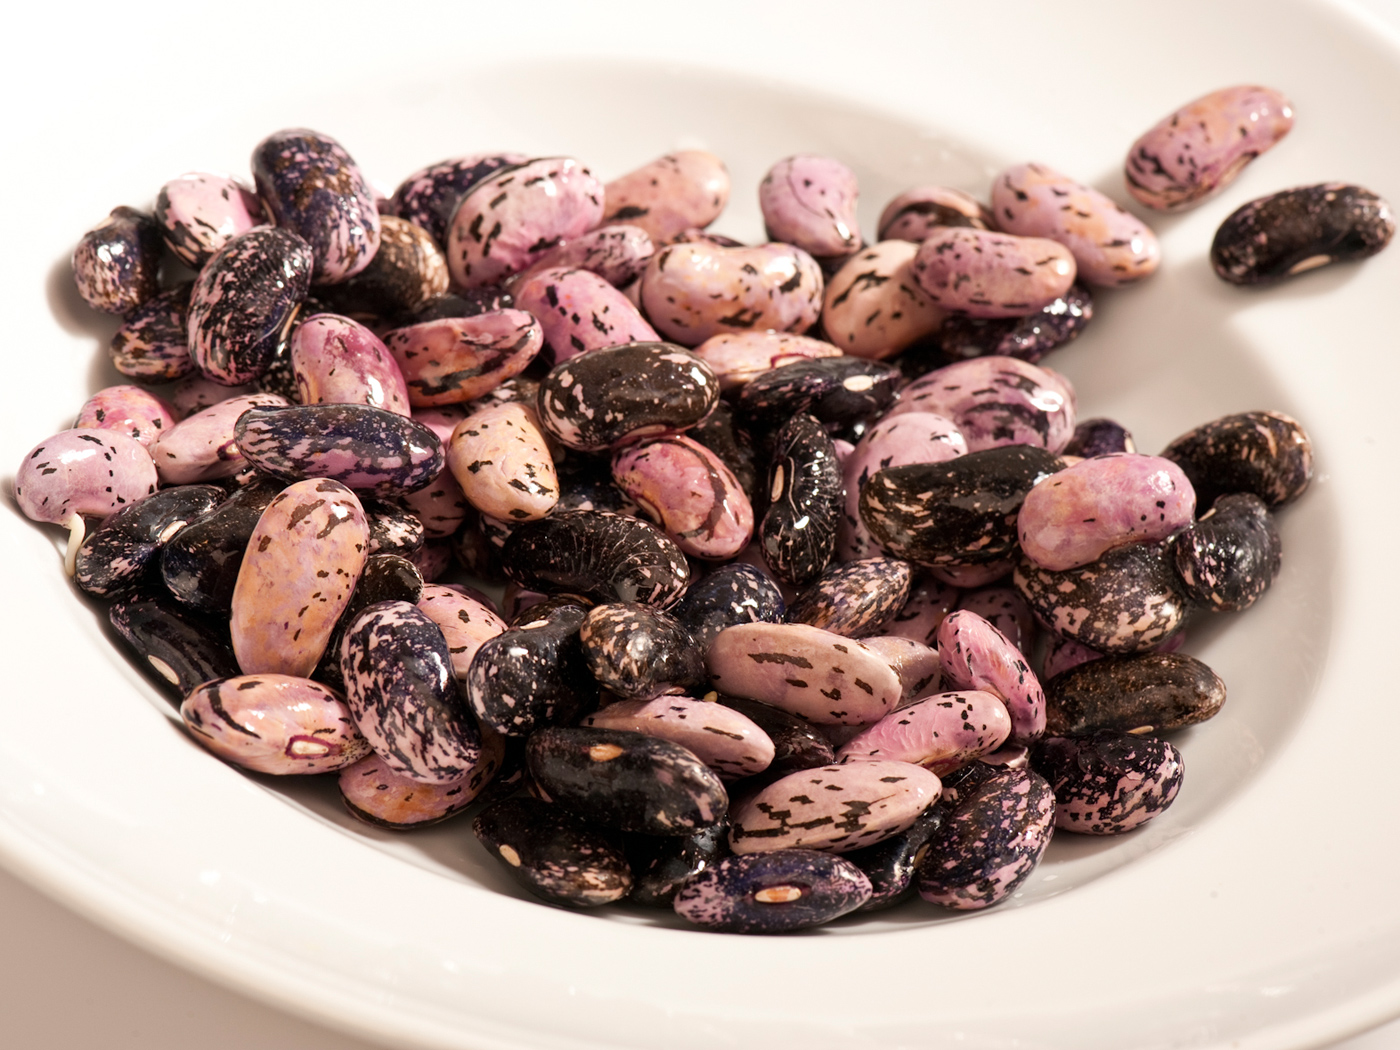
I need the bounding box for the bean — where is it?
[390,152,528,248]
[785,557,913,638]
[415,583,507,683]
[760,413,843,586]
[670,564,786,653]
[933,284,1094,365]
[109,594,240,702]
[466,600,596,737]
[512,266,658,367]
[72,206,162,314]
[155,172,264,268]
[446,401,558,522]
[1031,733,1183,834]
[1063,416,1134,458]
[15,428,158,525]
[673,849,871,933]
[837,690,1010,775]
[955,586,1034,655]
[584,696,774,780]
[290,313,411,415]
[691,331,842,390]
[611,435,753,560]
[578,603,705,700]
[506,224,655,292]
[858,635,942,702]
[384,309,543,408]
[1161,410,1312,507]
[1171,493,1281,611]
[936,609,1045,747]
[624,823,730,907]
[735,357,901,442]
[109,285,195,381]
[1126,85,1294,211]
[312,215,449,320]
[74,485,223,598]
[878,185,994,241]
[913,227,1076,318]
[602,150,730,243]
[75,385,176,448]
[473,796,632,907]
[759,154,862,260]
[339,744,503,830]
[1044,652,1226,736]
[821,241,946,360]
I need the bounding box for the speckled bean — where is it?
[578,603,704,699]
[313,215,450,320]
[1031,733,1183,834]
[75,386,176,449]
[992,163,1161,286]
[1211,183,1395,284]
[149,393,286,485]
[602,150,730,243]
[466,600,596,736]
[229,478,368,676]
[878,186,994,241]
[512,266,658,366]
[759,155,861,259]
[1044,652,1226,736]
[913,227,1076,318]
[339,742,503,829]
[934,285,1094,365]
[916,765,1054,910]
[639,241,823,347]
[290,313,411,415]
[1172,493,1281,611]
[474,796,632,907]
[1161,410,1312,508]
[585,696,773,780]
[415,583,507,683]
[1018,453,1196,571]
[706,622,902,726]
[673,849,870,933]
[109,285,195,381]
[822,241,947,359]
[1126,86,1294,211]
[671,564,786,652]
[736,358,901,443]
[188,227,314,385]
[954,586,1034,655]
[785,557,913,638]
[691,332,842,390]
[446,401,557,522]
[838,411,967,562]
[155,172,265,268]
[506,224,655,291]
[936,609,1045,746]
[837,690,1010,775]
[858,635,942,702]
[390,153,528,247]
[447,157,605,288]
[74,485,222,598]
[729,760,940,854]
[108,593,240,701]
[384,309,543,408]
[611,435,753,560]
[182,674,369,775]
[72,206,162,314]
[15,428,158,525]
[886,575,960,647]
[760,413,843,586]
[1064,417,1134,458]
[252,128,381,284]
[886,357,1077,453]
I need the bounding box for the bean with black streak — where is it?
[109,593,241,702]
[466,601,597,736]
[1160,410,1312,508]
[761,414,843,586]
[672,564,785,653]
[786,557,912,638]
[75,485,223,598]
[1171,493,1281,611]
[1031,733,1184,834]
[473,796,631,907]
[579,603,704,699]
[72,206,162,314]
[1044,652,1226,736]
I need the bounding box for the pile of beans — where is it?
[17,84,1390,933]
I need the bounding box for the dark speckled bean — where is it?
[313,553,425,689]
[339,600,481,783]
[1031,733,1183,834]
[234,403,444,496]
[159,477,282,615]
[155,172,265,268]
[400,288,516,324]
[706,622,902,726]
[728,760,940,854]
[624,822,729,907]
[735,358,901,443]
[74,485,222,598]
[1212,183,1394,284]
[916,766,1054,910]
[72,206,162,314]
[385,309,544,408]
[312,215,449,320]
[502,510,691,607]
[252,128,381,284]
[1044,652,1226,736]
[579,603,704,699]
[715,694,835,777]
[75,386,177,449]
[1161,410,1312,508]
[935,285,1094,366]
[14,429,158,525]
[878,186,995,241]
[527,726,728,836]
[182,674,370,775]
[1063,416,1134,458]
[448,157,605,289]
[391,153,528,247]
[109,285,195,381]
[761,414,843,586]
[188,227,314,385]
[671,564,785,653]
[536,342,719,453]
[860,446,1064,567]
[108,594,240,702]
[785,557,912,638]
[1014,540,1188,654]
[760,155,862,260]
[612,435,753,560]
[845,802,948,911]
[474,796,632,907]
[1171,493,1281,611]
[674,849,871,932]
[466,601,596,736]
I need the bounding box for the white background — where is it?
[3,1,1398,1047]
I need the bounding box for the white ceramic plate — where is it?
[2,1,1398,1047]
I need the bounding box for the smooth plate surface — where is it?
[0,2,1397,1048]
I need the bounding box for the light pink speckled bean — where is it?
[759,154,861,259]
[384,309,543,408]
[602,150,730,243]
[706,622,901,726]
[512,267,658,366]
[878,185,995,241]
[729,760,941,854]
[506,224,654,291]
[155,172,264,268]
[74,385,176,448]
[691,331,842,391]
[446,401,557,523]
[584,696,774,780]
[168,375,255,419]
[447,157,604,289]
[611,435,753,560]
[291,313,411,416]
[338,741,504,829]
[837,690,1010,775]
[839,411,966,561]
[1018,453,1196,571]
[149,393,288,484]
[230,479,368,677]
[1126,85,1295,212]
[416,583,508,683]
[14,429,158,525]
[821,241,946,360]
[992,163,1161,286]
[640,241,823,347]
[182,674,369,775]
[886,356,1077,453]
[936,609,1045,746]
[913,227,1076,318]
